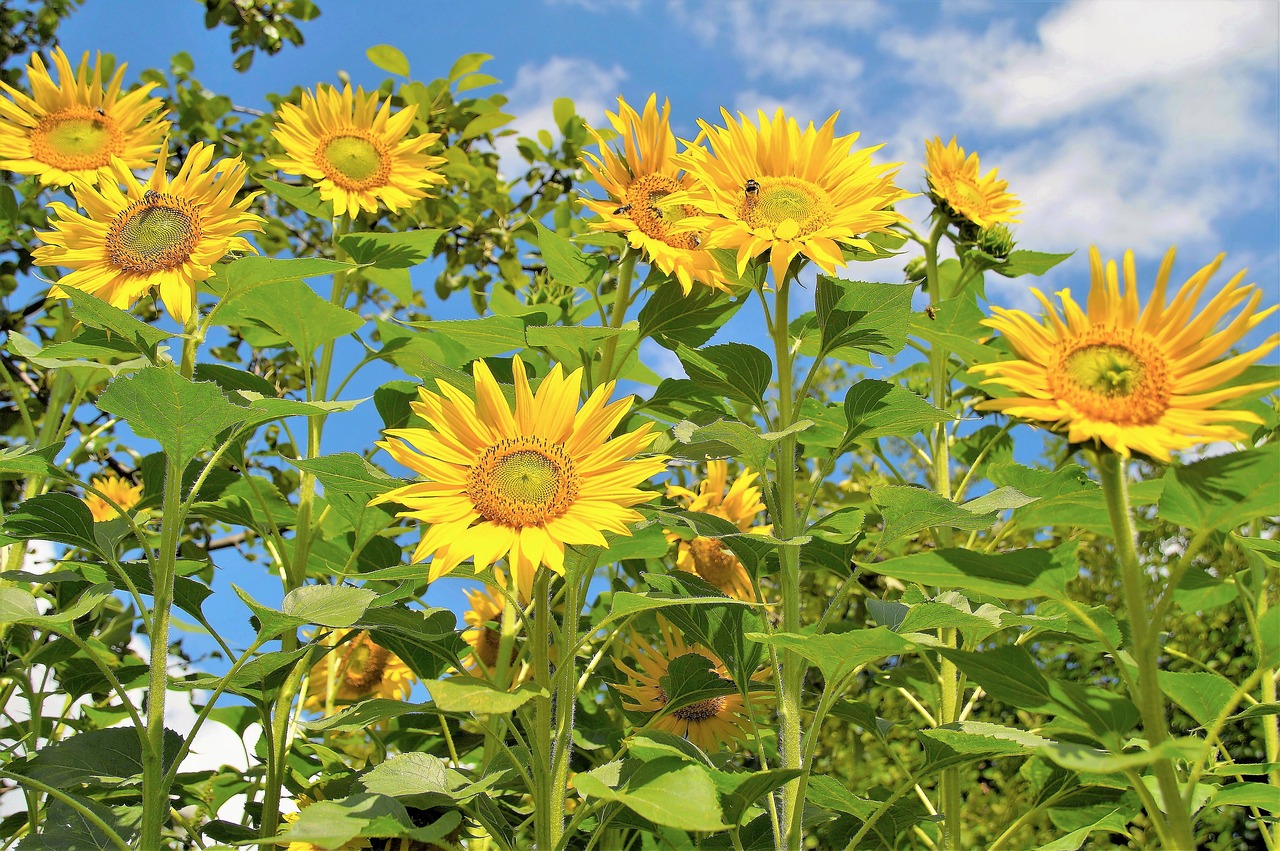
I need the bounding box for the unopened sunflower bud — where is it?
[904,256,928,284]
[978,224,1016,259]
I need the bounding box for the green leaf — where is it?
[869,546,1076,601]
[0,444,61,480]
[675,343,772,408]
[534,222,608,291]
[526,324,634,369]
[669,418,810,470]
[573,759,728,832]
[1211,782,1280,812]
[1040,738,1204,774]
[422,678,541,714]
[16,793,136,850]
[815,277,913,358]
[919,721,1052,775]
[842,380,951,444]
[275,794,410,849]
[448,53,493,81]
[64,288,170,355]
[711,768,804,826]
[893,592,1009,644]
[207,255,352,299]
[400,315,526,361]
[2,493,103,556]
[98,367,248,467]
[361,752,449,800]
[908,293,993,365]
[366,44,409,76]
[606,590,754,620]
[301,699,430,733]
[19,727,180,787]
[871,485,1034,547]
[638,277,745,350]
[460,111,515,141]
[338,230,445,268]
[987,463,1108,532]
[996,250,1073,277]
[746,627,910,685]
[282,585,377,628]
[257,177,333,219]
[1156,670,1237,728]
[1158,443,1280,531]
[0,588,41,623]
[217,279,364,355]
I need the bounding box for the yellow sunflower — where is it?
[971,246,1279,461]
[82,472,143,522]
[371,355,668,601]
[34,141,263,325]
[671,108,910,285]
[665,461,770,602]
[270,83,446,218]
[461,581,528,682]
[613,618,765,752]
[924,136,1020,229]
[581,94,728,294]
[0,47,168,187]
[302,629,417,712]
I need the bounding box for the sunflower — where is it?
[34,141,263,325]
[613,618,764,752]
[270,83,446,218]
[924,136,1020,229]
[971,246,1279,461]
[665,461,770,601]
[371,356,667,601]
[461,581,527,682]
[581,94,728,294]
[671,108,910,285]
[0,47,168,187]
[302,629,417,712]
[82,472,143,522]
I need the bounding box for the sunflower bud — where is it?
[978,224,1016,259]
[904,256,927,284]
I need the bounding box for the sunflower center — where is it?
[477,626,504,668]
[30,107,121,170]
[1051,332,1170,425]
[317,131,392,191]
[944,176,989,217]
[106,193,203,273]
[673,695,727,721]
[340,633,389,691]
[624,173,701,250]
[467,438,580,527]
[738,176,834,239]
[687,537,741,588]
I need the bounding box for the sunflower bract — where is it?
[971,246,1279,461]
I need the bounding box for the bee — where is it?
[613,204,632,216]
[744,178,760,198]
[93,107,106,117]
[143,189,162,203]
[925,305,937,320]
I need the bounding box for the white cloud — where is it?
[546,0,643,10]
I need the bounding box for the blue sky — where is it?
[7,0,1279,796]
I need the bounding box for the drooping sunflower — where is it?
[672,108,910,285]
[665,461,770,602]
[581,94,728,294]
[371,356,668,601]
[34,141,263,325]
[270,83,446,218]
[971,246,1279,461]
[0,47,169,187]
[613,618,765,752]
[924,136,1020,229]
[82,472,143,522]
[302,629,417,712]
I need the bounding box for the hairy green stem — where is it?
[1095,450,1197,849]
[531,571,556,850]
[550,558,589,851]
[599,250,637,384]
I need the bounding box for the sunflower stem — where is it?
[1095,449,1198,850]
[599,249,637,384]
[532,571,556,850]
[550,555,590,851]
[140,321,198,850]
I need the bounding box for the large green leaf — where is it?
[207,255,352,299]
[2,493,103,557]
[533,221,608,290]
[282,585,377,628]
[918,721,1052,775]
[400,315,527,361]
[366,44,410,76]
[339,230,445,268]
[573,758,728,832]
[638,277,745,350]
[747,627,910,685]
[842,380,952,444]
[668,418,811,470]
[422,678,541,714]
[64,288,169,355]
[869,546,1076,600]
[1156,670,1237,728]
[814,277,913,358]
[18,727,180,788]
[217,279,365,355]
[675,343,772,408]
[996,250,1073,277]
[871,485,1035,547]
[1158,443,1280,531]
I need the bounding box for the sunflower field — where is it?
[0,5,1277,851]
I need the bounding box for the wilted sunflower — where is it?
[581,94,728,294]
[302,629,417,711]
[82,472,143,522]
[613,618,764,752]
[34,141,263,325]
[0,47,168,187]
[672,108,910,284]
[371,356,667,601]
[924,136,1020,229]
[665,461,769,601]
[270,83,446,218]
[971,246,1279,461]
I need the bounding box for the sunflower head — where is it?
[672,108,910,285]
[461,580,526,682]
[83,472,144,522]
[971,246,1279,461]
[370,355,668,601]
[0,47,169,187]
[303,629,417,712]
[924,136,1021,229]
[664,461,769,601]
[34,140,263,325]
[580,94,728,294]
[270,83,447,218]
[611,618,763,752]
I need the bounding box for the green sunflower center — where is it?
[737,176,834,239]
[623,173,701,250]
[317,131,392,191]
[31,107,121,171]
[1051,334,1170,425]
[106,193,203,273]
[467,438,580,527]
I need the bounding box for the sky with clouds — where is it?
[14,0,1277,807]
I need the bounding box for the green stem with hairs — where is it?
[1094,449,1197,850]
[599,250,637,384]
[531,570,556,850]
